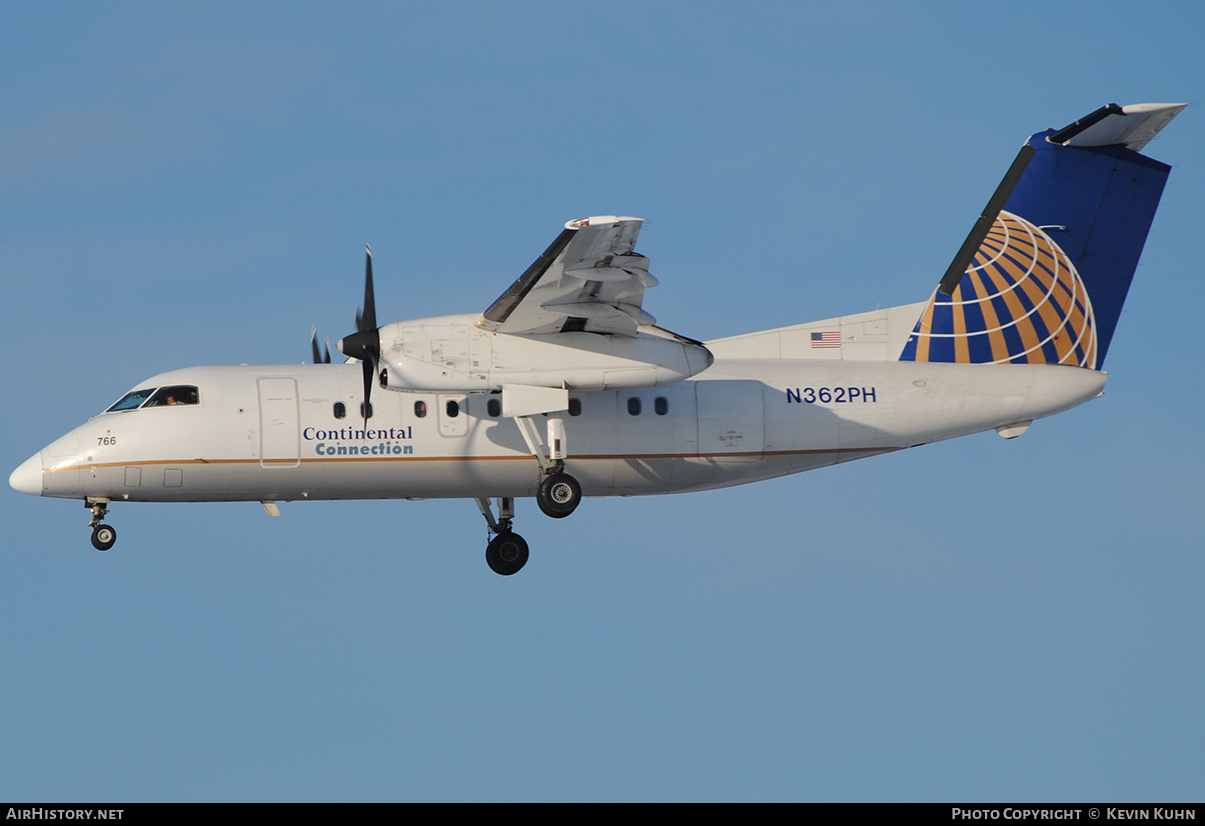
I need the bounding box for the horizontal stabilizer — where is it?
[1049,102,1186,151]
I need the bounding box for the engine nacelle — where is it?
[375,314,712,393]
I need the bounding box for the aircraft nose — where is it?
[9,452,43,496]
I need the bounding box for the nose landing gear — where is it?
[86,498,117,551]
[91,523,117,551]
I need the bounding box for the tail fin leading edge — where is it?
[899,102,1184,369]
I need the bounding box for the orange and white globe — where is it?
[907,211,1097,368]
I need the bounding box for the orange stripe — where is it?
[983,267,1040,358]
[48,446,899,474]
[957,268,1012,363]
[1059,277,1091,365]
[953,291,970,363]
[913,297,936,361]
[1013,263,1069,362]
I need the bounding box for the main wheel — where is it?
[486,531,529,576]
[536,472,581,519]
[91,524,117,551]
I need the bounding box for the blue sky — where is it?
[2,2,1202,801]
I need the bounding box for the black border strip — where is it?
[937,144,1035,296]
[482,228,576,325]
[1047,102,1124,145]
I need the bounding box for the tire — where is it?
[486,531,529,575]
[536,472,581,519]
[91,524,117,552]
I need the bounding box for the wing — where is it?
[476,216,660,337]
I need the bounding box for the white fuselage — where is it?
[18,356,1106,505]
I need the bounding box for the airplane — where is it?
[9,102,1185,575]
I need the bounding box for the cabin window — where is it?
[487,398,501,417]
[360,402,373,419]
[568,398,582,417]
[143,385,200,408]
[627,397,641,416]
[655,396,669,416]
[446,399,460,418]
[106,388,156,413]
[414,400,427,418]
[333,402,346,419]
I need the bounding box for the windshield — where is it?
[104,384,200,413]
[143,385,200,407]
[106,388,156,413]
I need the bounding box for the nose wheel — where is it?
[91,523,117,551]
[86,498,117,551]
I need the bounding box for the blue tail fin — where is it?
[900,102,1183,369]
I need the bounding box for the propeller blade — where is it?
[310,327,332,365]
[356,244,377,333]
[361,356,376,422]
[341,244,382,424]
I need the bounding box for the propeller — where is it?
[309,327,332,365]
[337,245,382,422]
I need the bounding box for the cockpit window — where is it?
[106,388,156,413]
[144,385,200,407]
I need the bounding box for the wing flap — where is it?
[477,216,653,336]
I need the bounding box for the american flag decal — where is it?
[811,331,841,349]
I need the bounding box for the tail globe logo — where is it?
[902,211,1098,368]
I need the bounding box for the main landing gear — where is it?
[86,498,117,551]
[513,413,582,520]
[475,471,583,576]
[476,497,528,575]
[486,530,529,576]
[536,471,581,519]
[475,413,586,575]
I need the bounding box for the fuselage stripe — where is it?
[45,446,897,474]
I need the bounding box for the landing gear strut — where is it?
[475,407,586,575]
[86,498,117,551]
[476,497,528,576]
[514,413,582,520]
